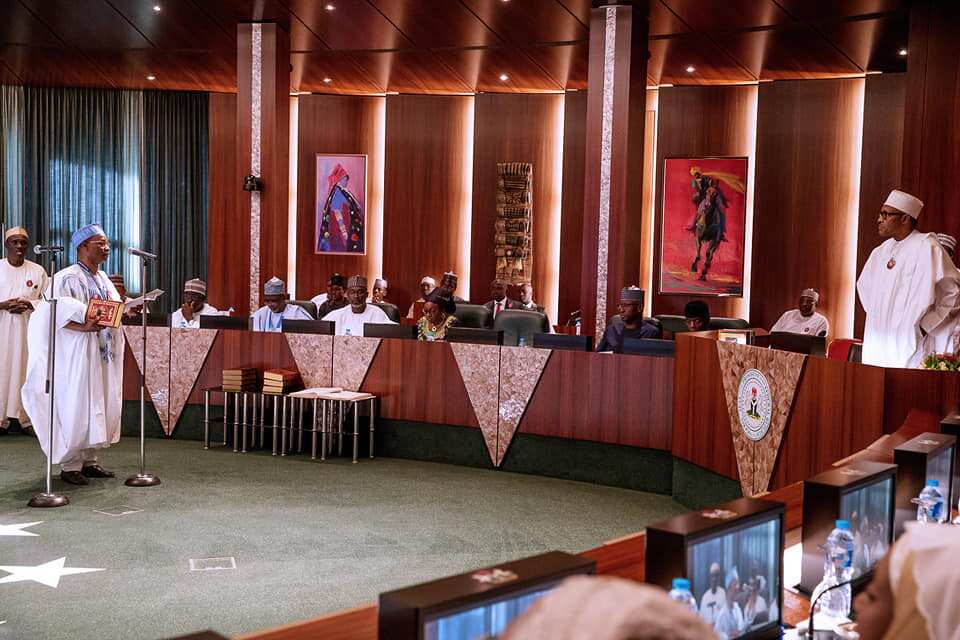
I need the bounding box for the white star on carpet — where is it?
[0,557,104,588]
[0,521,43,537]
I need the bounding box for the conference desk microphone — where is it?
[801,579,856,639]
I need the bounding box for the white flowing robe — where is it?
[20,264,125,464]
[0,259,47,423]
[857,230,960,368]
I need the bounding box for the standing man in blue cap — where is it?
[21,223,125,485]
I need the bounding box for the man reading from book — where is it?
[21,223,125,486]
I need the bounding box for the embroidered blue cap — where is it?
[71,223,106,250]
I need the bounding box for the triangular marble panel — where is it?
[332,336,381,391]
[168,328,218,435]
[285,333,334,389]
[123,326,172,434]
[450,342,501,466]
[717,341,806,496]
[497,347,552,466]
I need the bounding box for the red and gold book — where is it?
[86,299,124,328]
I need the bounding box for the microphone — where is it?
[128,247,158,260]
[806,579,855,637]
[33,245,64,254]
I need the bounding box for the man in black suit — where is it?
[483,279,518,319]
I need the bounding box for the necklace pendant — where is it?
[887,258,896,270]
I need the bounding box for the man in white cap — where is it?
[171,278,218,329]
[370,277,388,304]
[857,190,960,368]
[0,227,47,436]
[21,223,124,484]
[322,275,396,336]
[406,275,436,319]
[770,288,829,337]
[252,276,312,332]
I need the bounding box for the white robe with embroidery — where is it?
[20,264,125,463]
[857,230,960,368]
[0,259,47,423]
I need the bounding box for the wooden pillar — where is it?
[237,22,290,313]
[900,0,960,234]
[580,1,649,337]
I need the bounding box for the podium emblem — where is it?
[737,368,772,441]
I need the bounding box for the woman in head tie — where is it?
[416,288,458,342]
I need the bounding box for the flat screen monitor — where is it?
[769,332,826,357]
[532,333,593,352]
[364,323,417,340]
[446,328,504,346]
[281,319,334,335]
[620,338,675,357]
[199,315,251,331]
[894,432,957,535]
[422,580,561,640]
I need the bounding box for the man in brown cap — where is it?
[0,227,47,435]
[171,278,219,328]
[596,287,661,352]
[321,275,396,336]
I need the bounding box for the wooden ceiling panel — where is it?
[196,0,326,51]
[285,0,411,51]
[109,0,235,52]
[368,0,498,48]
[716,26,863,80]
[435,47,564,93]
[0,2,63,48]
[291,51,385,94]
[661,0,794,32]
[650,36,756,85]
[19,0,153,50]
[772,0,904,21]
[0,45,115,88]
[83,49,237,91]
[522,42,589,90]
[820,15,908,73]
[460,0,588,45]
[557,0,691,36]
[351,49,474,94]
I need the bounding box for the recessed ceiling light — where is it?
[325,3,335,10]
[898,48,908,56]
[499,73,509,81]
[152,4,161,12]
[323,77,332,83]
[146,75,156,81]
[685,65,695,73]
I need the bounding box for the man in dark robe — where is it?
[596,287,661,352]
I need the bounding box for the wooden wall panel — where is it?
[382,95,475,314]
[295,95,386,301]
[520,350,673,450]
[360,340,478,427]
[557,90,587,325]
[751,78,865,337]
[854,73,906,337]
[638,89,658,315]
[469,93,564,321]
[651,84,757,320]
[207,92,245,313]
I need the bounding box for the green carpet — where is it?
[0,435,685,639]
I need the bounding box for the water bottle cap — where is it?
[835,519,850,529]
[927,479,940,487]
[672,578,690,590]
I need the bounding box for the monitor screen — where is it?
[422,581,560,640]
[928,446,953,498]
[840,476,893,578]
[687,517,781,639]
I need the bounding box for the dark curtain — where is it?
[141,90,209,313]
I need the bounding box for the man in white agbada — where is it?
[322,275,396,336]
[771,288,830,337]
[171,278,219,329]
[252,276,312,332]
[0,227,48,435]
[856,190,960,368]
[21,223,124,485]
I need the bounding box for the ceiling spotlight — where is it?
[325,3,335,10]
[499,73,509,81]
[146,74,156,81]
[323,77,332,83]
[898,48,907,56]
[152,4,161,12]
[685,65,695,73]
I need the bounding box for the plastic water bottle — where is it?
[668,578,697,614]
[813,520,854,619]
[518,336,527,348]
[574,317,582,335]
[916,479,946,523]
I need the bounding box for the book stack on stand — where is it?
[263,369,301,395]
[222,368,258,392]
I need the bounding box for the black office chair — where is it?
[653,315,689,334]
[849,343,863,363]
[710,317,749,330]
[371,302,401,323]
[453,303,493,329]
[609,314,663,336]
[287,300,318,319]
[493,309,550,346]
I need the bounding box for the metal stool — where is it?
[314,390,377,463]
[203,387,253,451]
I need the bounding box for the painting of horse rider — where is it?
[660,157,748,297]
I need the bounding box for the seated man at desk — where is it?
[684,300,711,332]
[322,275,395,336]
[406,275,436,319]
[770,288,829,337]
[596,287,660,352]
[171,278,219,329]
[252,277,312,332]
[314,273,348,318]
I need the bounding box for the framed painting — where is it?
[659,157,748,297]
[315,153,367,255]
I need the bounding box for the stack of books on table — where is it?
[223,367,258,392]
[263,369,302,395]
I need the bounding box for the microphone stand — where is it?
[125,252,161,487]
[29,249,69,508]
[805,579,854,638]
